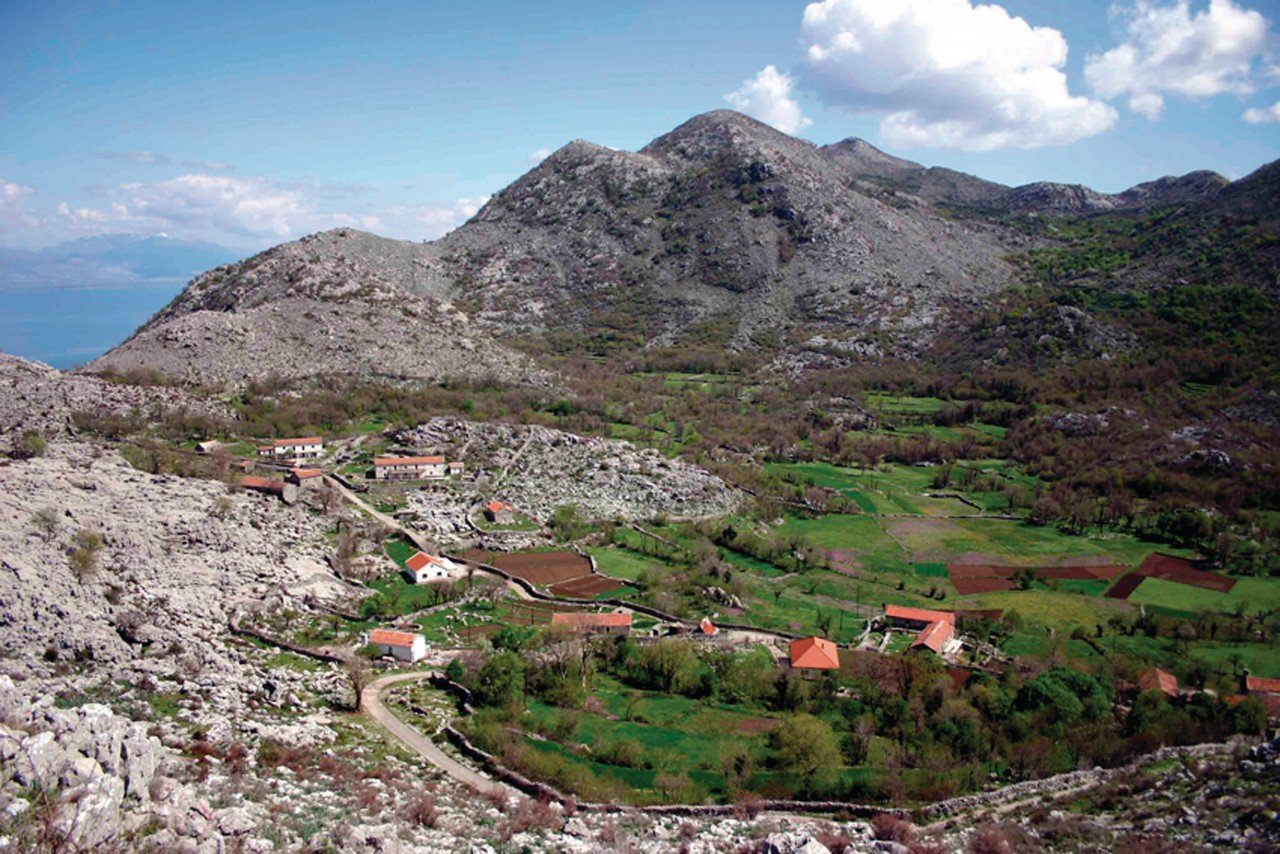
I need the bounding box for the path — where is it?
[325,474,537,601]
[362,671,510,797]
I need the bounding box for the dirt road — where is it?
[361,671,509,797]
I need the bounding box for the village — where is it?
[213,426,1280,808]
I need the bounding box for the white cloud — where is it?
[1129,92,1167,119]
[377,197,490,241]
[527,147,553,165]
[799,0,1116,151]
[724,65,813,135]
[1085,1,1272,114]
[98,150,233,171]
[0,180,39,229]
[1243,100,1280,122]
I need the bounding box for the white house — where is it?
[403,551,460,584]
[369,628,427,663]
[373,456,448,481]
[258,437,324,461]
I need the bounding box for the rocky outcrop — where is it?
[0,353,230,446]
[399,417,743,535]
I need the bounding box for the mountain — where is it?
[89,110,1268,383]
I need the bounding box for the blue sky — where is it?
[2,0,1277,251]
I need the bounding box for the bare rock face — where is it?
[400,417,744,531]
[0,353,230,445]
[88,229,550,387]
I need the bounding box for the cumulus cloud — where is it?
[724,65,813,134]
[377,197,490,241]
[1085,0,1272,114]
[799,0,1117,150]
[0,181,39,230]
[1243,100,1280,122]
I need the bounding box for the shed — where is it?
[370,629,426,663]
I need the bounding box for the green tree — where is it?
[476,650,525,710]
[771,713,841,793]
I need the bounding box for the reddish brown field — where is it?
[1105,574,1147,600]
[1137,553,1236,592]
[951,576,1016,595]
[461,549,592,586]
[548,575,627,598]
[948,562,1128,594]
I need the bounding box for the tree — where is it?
[771,713,841,793]
[69,529,104,582]
[444,657,466,683]
[345,655,370,711]
[475,650,525,710]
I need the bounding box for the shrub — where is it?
[404,792,438,827]
[871,813,917,844]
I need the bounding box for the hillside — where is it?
[89,110,1271,382]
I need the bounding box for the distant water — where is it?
[0,285,183,370]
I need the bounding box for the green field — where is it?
[1128,576,1280,617]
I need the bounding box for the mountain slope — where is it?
[89,110,1267,381]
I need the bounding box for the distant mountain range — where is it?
[0,234,239,292]
[89,111,1279,383]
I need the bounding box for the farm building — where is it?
[698,618,718,637]
[789,636,840,671]
[287,468,324,488]
[403,552,460,584]
[258,437,324,461]
[549,611,632,636]
[238,475,298,504]
[369,628,426,662]
[884,605,957,656]
[449,461,465,476]
[484,500,516,524]
[373,455,449,481]
[195,439,222,454]
[1138,668,1180,698]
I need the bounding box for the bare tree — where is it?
[345,655,371,711]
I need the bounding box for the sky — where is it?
[1,0,1278,253]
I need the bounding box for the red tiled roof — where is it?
[275,437,322,448]
[486,500,513,513]
[912,620,954,654]
[374,456,445,466]
[1246,675,1280,694]
[239,476,283,493]
[790,636,841,670]
[370,628,420,648]
[257,445,274,453]
[406,552,449,572]
[550,612,632,630]
[290,468,323,479]
[885,605,956,626]
[699,617,718,636]
[1138,668,1180,697]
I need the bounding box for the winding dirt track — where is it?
[361,671,510,797]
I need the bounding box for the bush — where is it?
[16,430,46,459]
[403,792,438,827]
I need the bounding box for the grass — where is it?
[955,589,1130,634]
[385,538,418,568]
[1128,576,1280,617]
[586,546,665,583]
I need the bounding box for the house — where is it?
[884,605,957,656]
[448,461,465,476]
[258,437,324,461]
[549,612,632,636]
[1138,667,1180,698]
[287,468,324,488]
[195,440,222,454]
[373,456,447,481]
[369,628,427,663]
[1246,674,1280,695]
[484,501,516,524]
[698,617,718,637]
[789,636,841,671]
[239,475,284,496]
[403,552,460,584]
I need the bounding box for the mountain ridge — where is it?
[88,110,1274,383]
